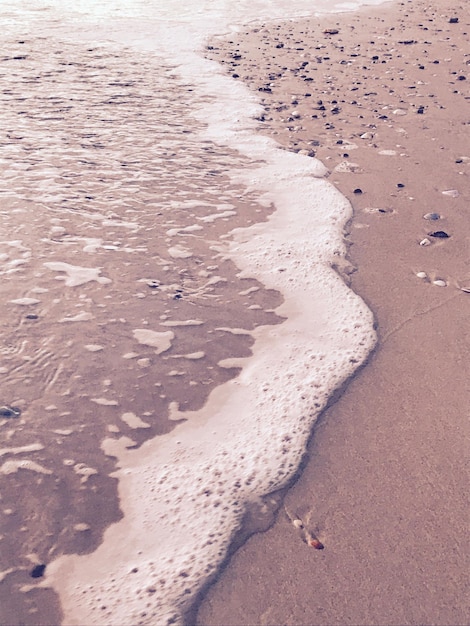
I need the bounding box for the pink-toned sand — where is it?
[197,1,469,624]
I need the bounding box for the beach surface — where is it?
[197,0,469,624]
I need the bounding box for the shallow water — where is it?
[0,0,383,623]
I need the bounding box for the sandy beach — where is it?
[196,0,469,624]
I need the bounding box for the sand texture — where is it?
[197,1,469,624]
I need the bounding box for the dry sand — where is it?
[196,1,469,624]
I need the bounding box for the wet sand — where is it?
[197,0,469,624]
[0,35,284,624]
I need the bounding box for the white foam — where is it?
[44,262,111,287]
[132,329,175,354]
[197,210,237,223]
[59,312,94,323]
[159,320,204,327]
[121,412,151,430]
[0,443,44,458]
[9,298,40,306]
[90,398,119,407]
[168,244,193,259]
[38,0,385,622]
[171,351,205,360]
[0,460,52,475]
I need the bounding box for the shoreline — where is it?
[197,0,469,624]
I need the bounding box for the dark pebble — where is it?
[457,76,466,81]
[353,188,363,194]
[30,564,46,579]
[25,314,39,320]
[429,231,450,238]
[0,406,21,418]
[417,106,425,114]
[449,17,459,23]
[397,183,405,188]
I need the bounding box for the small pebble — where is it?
[432,280,447,287]
[423,212,440,220]
[429,231,450,238]
[416,271,427,279]
[353,188,363,194]
[30,564,46,579]
[0,406,21,418]
[419,238,431,246]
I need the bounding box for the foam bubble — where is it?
[121,413,151,429]
[44,262,111,287]
[0,460,52,475]
[132,329,175,354]
[42,0,382,622]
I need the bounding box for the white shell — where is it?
[416,272,427,279]
[419,238,431,246]
[432,279,447,287]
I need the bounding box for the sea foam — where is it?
[25,0,386,623]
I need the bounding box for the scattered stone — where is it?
[323,29,339,35]
[449,17,459,23]
[423,212,440,220]
[74,523,91,532]
[147,280,159,289]
[429,231,450,238]
[30,564,46,579]
[432,279,447,287]
[442,189,459,197]
[419,238,432,246]
[353,188,363,194]
[397,183,405,188]
[0,406,21,418]
[416,272,428,279]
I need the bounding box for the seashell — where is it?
[308,538,324,550]
[416,272,427,279]
[432,279,447,287]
